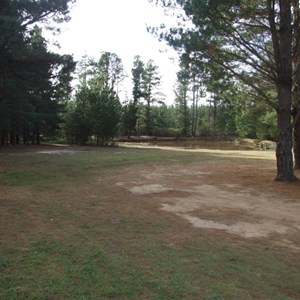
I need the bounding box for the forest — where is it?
[0,0,299,181]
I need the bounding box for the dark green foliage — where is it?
[91,87,121,145]
[65,86,94,145]
[125,55,145,135]
[119,56,164,137]
[132,55,145,104]
[153,0,299,180]
[64,53,122,144]
[175,69,191,136]
[120,100,138,137]
[0,0,75,147]
[1,0,294,154]
[141,59,163,135]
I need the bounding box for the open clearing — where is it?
[1,144,300,299]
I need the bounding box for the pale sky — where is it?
[51,0,179,104]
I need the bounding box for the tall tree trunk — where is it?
[0,73,3,150]
[182,88,188,136]
[191,86,196,137]
[0,123,2,150]
[275,84,297,181]
[23,124,29,145]
[293,109,300,169]
[31,129,35,144]
[10,124,17,146]
[268,0,297,181]
[36,129,40,145]
[146,100,152,136]
[5,130,8,145]
[292,0,300,169]
[213,95,218,136]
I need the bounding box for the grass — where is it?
[0,146,299,299]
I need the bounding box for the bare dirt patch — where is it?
[118,161,300,251]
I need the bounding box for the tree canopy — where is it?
[1,0,298,183]
[0,0,76,146]
[150,0,299,181]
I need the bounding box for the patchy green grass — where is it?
[0,146,299,299]
[0,147,221,189]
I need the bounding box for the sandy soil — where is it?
[113,147,300,252]
[118,164,299,248]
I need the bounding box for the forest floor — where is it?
[1,144,300,299]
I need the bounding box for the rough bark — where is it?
[276,85,297,181]
[293,110,300,169]
[292,0,300,169]
[191,87,196,137]
[268,0,297,181]
[0,124,2,150]
[0,73,3,151]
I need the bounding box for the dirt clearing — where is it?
[116,161,300,251]
[1,145,300,298]
[2,145,300,250]
[111,145,300,252]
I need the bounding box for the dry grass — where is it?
[0,145,300,299]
